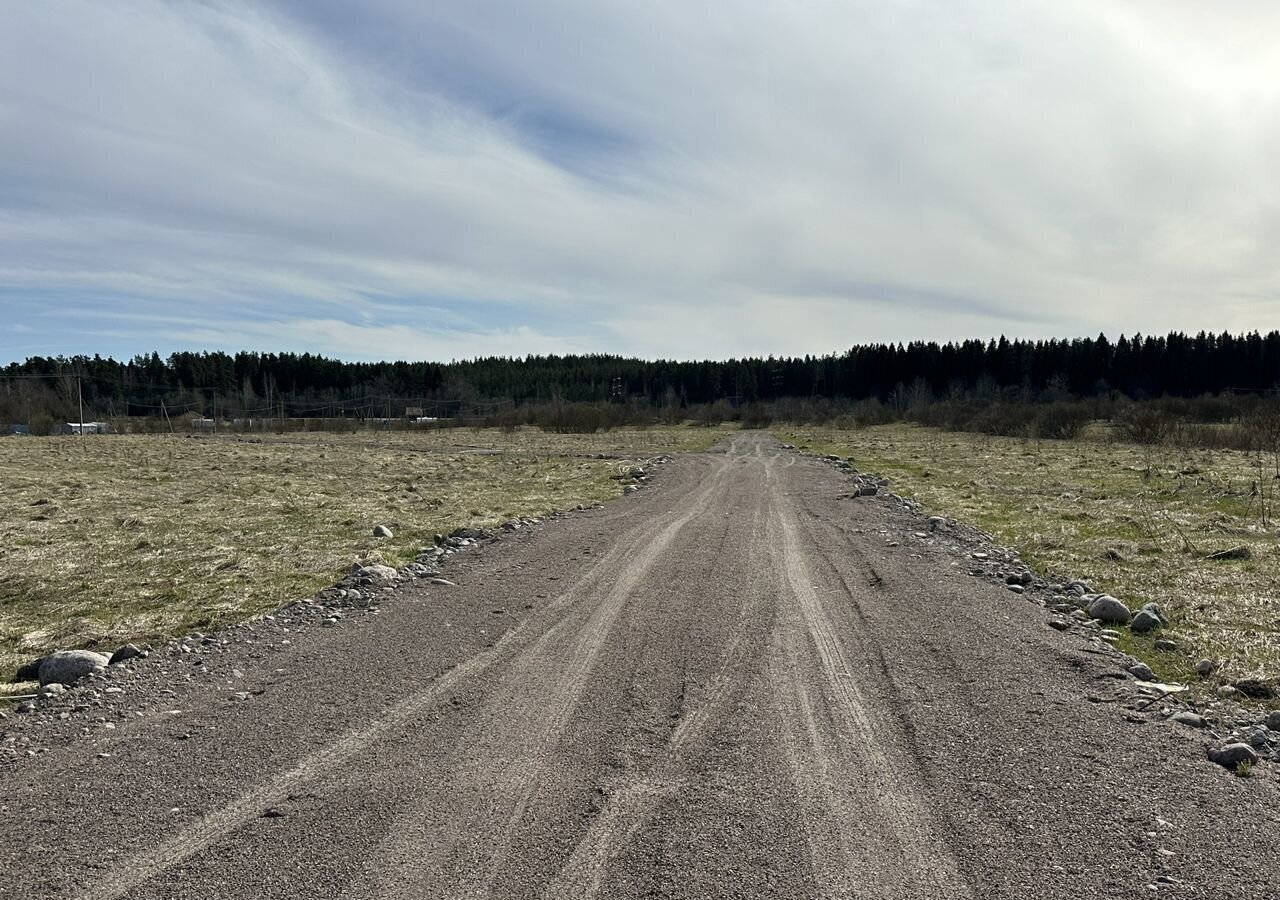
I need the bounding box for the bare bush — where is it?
[1246,401,1280,476]
[1033,404,1091,440]
[1118,406,1176,445]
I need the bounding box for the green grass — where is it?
[0,426,727,682]
[778,423,1280,684]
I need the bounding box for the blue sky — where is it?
[3,1,1279,364]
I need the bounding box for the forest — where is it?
[4,330,1280,432]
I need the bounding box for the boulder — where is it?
[372,525,393,538]
[1195,659,1215,678]
[37,650,111,686]
[1232,679,1276,700]
[1130,610,1164,633]
[355,564,399,583]
[1208,743,1258,771]
[1207,545,1251,561]
[14,656,45,683]
[1087,595,1132,625]
[1242,726,1271,748]
[109,643,143,665]
[1140,602,1169,624]
[1127,662,1156,681]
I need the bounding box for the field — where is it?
[0,427,725,681]
[779,423,1280,685]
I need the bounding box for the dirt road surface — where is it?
[4,434,1279,898]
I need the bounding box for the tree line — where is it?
[4,330,1280,427]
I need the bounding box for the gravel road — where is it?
[4,433,1279,899]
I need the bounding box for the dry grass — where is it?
[780,424,1280,683]
[0,426,725,680]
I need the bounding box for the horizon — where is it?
[4,3,1279,363]
[7,327,1278,370]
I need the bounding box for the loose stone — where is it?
[109,644,144,665]
[1208,742,1258,770]
[1087,596,1132,625]
[1127,663,1156,681]
[37,650,111,686]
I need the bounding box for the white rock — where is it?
[37,650,111,686]
[1086,595,1132,625]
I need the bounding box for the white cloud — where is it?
[2,1,1279,362]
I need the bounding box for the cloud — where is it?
[2,1,1279,363]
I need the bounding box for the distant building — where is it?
[411,416,439,425]
[190,418,216,430]
[60,422,112,435]
[5,424,31,436]
[404,406,424,418]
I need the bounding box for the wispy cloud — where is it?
[2,1,1279,363]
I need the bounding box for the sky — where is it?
[2,1,1279,364]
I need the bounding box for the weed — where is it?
[0,427,726,681]
[778,423,1280,683]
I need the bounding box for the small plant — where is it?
[1235,759,1253,778]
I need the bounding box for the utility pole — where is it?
[76,375,84,435]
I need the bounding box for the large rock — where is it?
[13,656,45,682]
[1209,743,1258,771]
[1127,662,1156,681]
[1140,602,1169,623]
[372,524,393,539]
[1087,595,1132,625]
[109,643,143,665]
[355,564,399,583]
[1232,679,1276,699]
[1130,609,1163,633]
[37,650,110,686]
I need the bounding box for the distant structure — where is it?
[404,406,424,418]
[60,422,112,435]
[189,417,216,431]
[5,424,31,436]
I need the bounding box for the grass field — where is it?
[779,424,1280,686]
[0,427,725,681]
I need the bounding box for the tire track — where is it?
[74,456,730,900]
[361,453,740,899]
[538,453,776,899]
[767,481,972,899]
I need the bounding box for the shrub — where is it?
[1033,403,1091,440]
[1118,405,1176,445]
